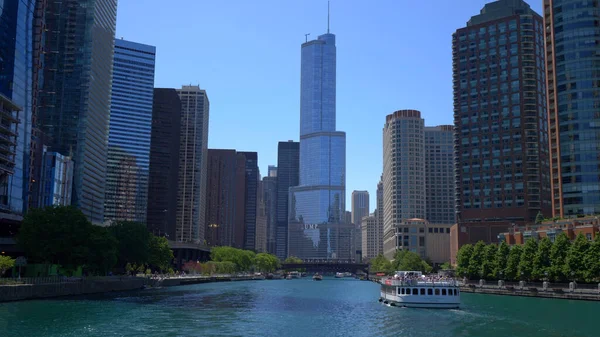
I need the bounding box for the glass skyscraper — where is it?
[0,0,35,216]
[38,0,118,224]
[275,141,299,260]
[545,0,600,217]
[288,31,348,261]
[105,39,156,224]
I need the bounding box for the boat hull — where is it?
[379,298,459,309]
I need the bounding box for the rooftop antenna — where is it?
[305,33,310,42]
[327,1,330,33]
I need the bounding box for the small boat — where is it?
[313,273,323,281]
[335,272,344,278]
[379,271,460,309]
[286,274,293,280]
[289,271,301,279]
[343,272,352,278]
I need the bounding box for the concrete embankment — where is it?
[0,275,264,303]
[461,283,600,301]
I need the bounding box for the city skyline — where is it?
[114,0,543,211]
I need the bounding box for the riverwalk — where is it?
[461,280,600,301]
[0,274,266,302]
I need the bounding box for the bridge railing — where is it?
[381,278,459,287]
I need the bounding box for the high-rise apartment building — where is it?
[288,26,349,261]
[147,89,181,239]
[361,214,378,260]
[105,39,156,224]
[263,175,278,254]
[176,86,209,243]
[351,191,370,225]
[383,110,425,258]
[424,125,455,225]
[376,177,384,255]
[544,0,600,217]
[452,0,550,258]
[37,0,118,224]
[275,141,299,259]
[240,152,259,250]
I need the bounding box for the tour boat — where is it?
[379,271,460,309]
[335,272,344,278]
[289,271,301,279]
[312,273,323,281]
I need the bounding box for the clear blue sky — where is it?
[116,0,543,212]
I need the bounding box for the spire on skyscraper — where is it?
[327,1,330,33]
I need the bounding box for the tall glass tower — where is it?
[288,27,348,261]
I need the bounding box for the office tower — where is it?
[351,190,369,262]
[147,89,182,239]
[288,23,349,261]
[344,211,352,225]
[268,165,277,178]
[105,39,156,223]
[275,141,299,259]
[361,214,377,259]
[376,177,384,255]
[452,0,550,257]
[256,178,267,252]
[234,153,248,248]
[424,125,455,225]
[239,152,258,250]
[383,110,425,258]
[0,0,34,218]
[263,175,278,254]
[37,0,117,224]
[38,146,73,207]
[544,0,600,217]
[176,86,209,243]
[205,149,247,248]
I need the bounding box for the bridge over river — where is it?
[281,262,369,274]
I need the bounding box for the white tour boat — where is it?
[379,271,460,309]
[288,271,301,279]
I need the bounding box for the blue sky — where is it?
[116,0,543,212]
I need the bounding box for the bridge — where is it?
[281,262,369,274]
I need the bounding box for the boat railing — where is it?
[380,278,459,287]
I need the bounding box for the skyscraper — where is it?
[452,0,550,257]
[288,20,349,261]
[268,165,277,178]
[351,190,369,262]
[37,0,118,224]
[0,0,34,219]
[147,89,181,239]
[544,0,600,217]
[176,86,209,243]
[105,39,156,224]
[376,176,384,256]
[240,151,259,250]
[256,178,267,253]
[424,125,455,225]
[275,141,299,259]
[361,214,377,259]
[263,175,278,254]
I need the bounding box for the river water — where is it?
[0,277,597,337]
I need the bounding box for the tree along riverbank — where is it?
[461,279,600,301]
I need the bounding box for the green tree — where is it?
[565,233,589,282]
[493,241,510,279]
[505,245,522,281]
[369,254,393,274]
[284,256,303,264]
[211,246,256,271]
[0,255,15,276]
[517,238,538,281]
[148,235,174,272]
[455,244,473,278]
[535,211,544,224]
[393,250,430,272]
[481,244,497,279]
[440,262,453,270]
[255,253,279,272]
[17,206,92,272]
[532,237,552,281]
[584,234,600,282]
[109,221,150,267]
[549,233,571,282]
[87,226,118,275]
[469,241,486,279]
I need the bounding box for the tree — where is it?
[254,253,279,272]
[550,233,571,282]
[148,235,174,272]
[481,244,497,279]
[0,256,15,276]
[565,233,589,282]
[535,211,544,224]
[469,241,486,279]
[284,256,303,264]
[17,206,92,272]
[505,245,522,281]
[393,250,431,273]
[369,254,393,274]
[455,244,473,278]
[440,262,453,270]
[532,237,552,281]
[87,226,118,275]
[109,221,150,268]
[493,241,510,279]
[517,238,538,281]
[211,246,256,271]
[584,234,600,282]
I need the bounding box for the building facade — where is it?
[105,39,156,224]
[176,86,209,243]
[37,0,117,224]
[351,190,369,261]
[424,125,456,225]
[263,175,278,254]
[544,0,600,217]
[268,165,277,178]
[498,216,600,245]
[452,0,551,254]
[239,152,258,250]
[383,110,425,258]
[376,176,384,256]
[275,141,299,259]
[256,178,267,253]
[361,214,377,259]
[38,147,73,207]
[288,30,349,261]
[147,89,181,239]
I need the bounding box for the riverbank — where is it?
[460,282,600,301]
[0,275,266,302]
